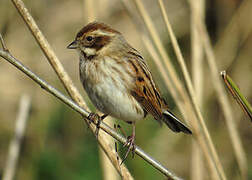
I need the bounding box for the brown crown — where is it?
[76,22,120,39]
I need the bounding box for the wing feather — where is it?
[127,50,164,123]
[126,49,192,134]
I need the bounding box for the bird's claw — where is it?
[121,135,136,165]
[87,113,107,139]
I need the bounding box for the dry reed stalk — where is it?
[3,95,31,180]
[158,0,228,179]
[84,0,96,22]
[142,28,216,180]
[196,18,247,179]
[99,134,120,180]
[189,0,205,179]
[214,0,252,69]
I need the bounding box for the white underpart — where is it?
[80,56,145,122]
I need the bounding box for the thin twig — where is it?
[10,0,131,178]
[0,49,183,180]
[0,33,9,52]
[3,95,31,180]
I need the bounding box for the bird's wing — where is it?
[126,50,164,123]
[126,49,192,134]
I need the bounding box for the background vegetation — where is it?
[0,0,251,179]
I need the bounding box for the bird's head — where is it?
[67,22,126,59]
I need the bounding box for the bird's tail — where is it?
[162,110,192,134]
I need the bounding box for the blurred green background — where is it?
[0,0,251,179]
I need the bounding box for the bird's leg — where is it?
[113,124,127,166]
[121,122,136,164]
[115,124,127,137]
[87,113,108,138]
[113,125,120,168]
[95,114,108,137]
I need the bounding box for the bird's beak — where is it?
[67,40,78,49]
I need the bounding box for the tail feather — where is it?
[162,110,192,134]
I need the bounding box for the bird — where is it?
[67,22,192,161]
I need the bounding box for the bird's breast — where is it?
[79,56,145,122]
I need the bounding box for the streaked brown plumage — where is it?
[67,22,192,161]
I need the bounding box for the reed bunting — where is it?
[67,22,192,160]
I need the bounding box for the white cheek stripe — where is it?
[83,48,96,56]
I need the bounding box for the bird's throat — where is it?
[81,48,96,60]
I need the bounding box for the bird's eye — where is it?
[86,36,93,42]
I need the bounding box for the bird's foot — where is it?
[87,113,108,138]
[121,134,136,164]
